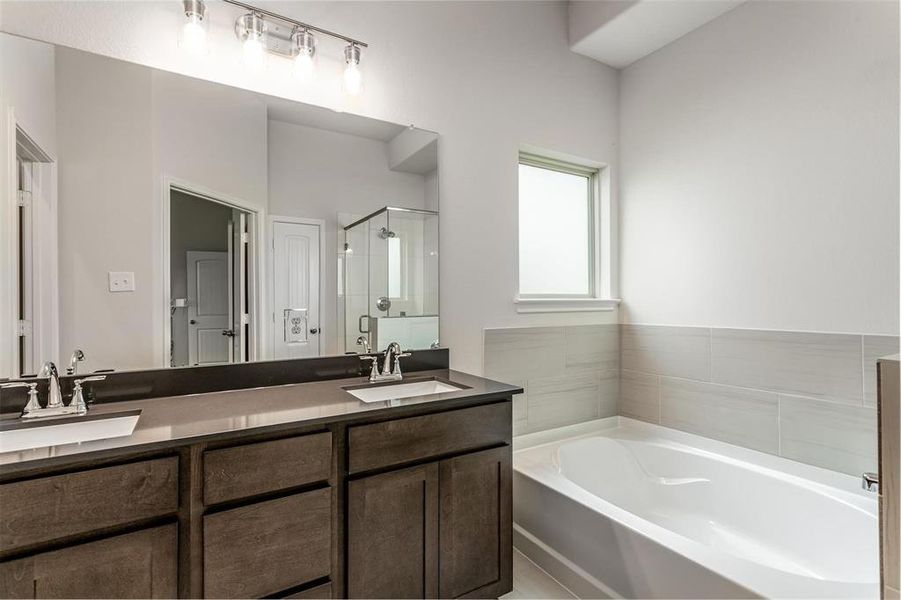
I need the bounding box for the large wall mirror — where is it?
[1,32,439,377]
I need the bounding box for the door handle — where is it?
[222,329,236,337]
[189,319,197,325]
[309,328,319,335]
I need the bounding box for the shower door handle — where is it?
[358,315,370,334]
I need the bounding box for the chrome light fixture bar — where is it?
[179,0,367,92]
[221,0,368,48]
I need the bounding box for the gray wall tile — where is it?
[485,325,618,435]
[864,335,900,407]
[621,325,711,380]
[526,372,603,431]
[507,378,528,436]
[711,329,862,404]
[779,394,877,475]
[620,369,659,423]
[484,327,565,381]
[564,324,619,373]
[659,377,779,454]
[598,370,619,418]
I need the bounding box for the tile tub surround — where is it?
[484,325,619,435]
[620,324,898,476]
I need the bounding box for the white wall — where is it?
[55,47,156,372]
[0,33,59,376]
[268,119,428,355]
[152,70,269,211]
[51,48,272,372]
[619,0,899,336]
[0,35,56,156]
[0,1,620,374]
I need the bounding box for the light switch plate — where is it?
[108,271,135,292]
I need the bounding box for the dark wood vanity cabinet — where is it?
[0,398,513,600]
[203,490,332,599]
[438,446,512,599]
[347,445,512,600]
[0,525,178,599]
[347,463,440,598]
[346,403,513,599]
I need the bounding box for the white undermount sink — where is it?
[345,379,466,403]
[0,410,141,453]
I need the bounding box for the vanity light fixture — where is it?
[179,0,368,93]
[179,0,208,55]
[293,29,316,83]
[235,12,267,68]
[343,43,363,96]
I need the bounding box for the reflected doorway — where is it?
[168,188,253,367]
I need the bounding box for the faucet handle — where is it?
[359,355,378,379]
[0,382,30,390]
[392,352,412,376]
[70,375,106,414]
[1,382,41,415]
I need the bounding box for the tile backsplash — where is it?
[483,325,619,435]
[484,323,898,476]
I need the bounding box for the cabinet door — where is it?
[347,463,438,599]
[439,446,512,599]
[0,524,177,599]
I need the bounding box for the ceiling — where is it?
[569,0,745,69]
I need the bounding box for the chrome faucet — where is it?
[382,342,401,377]
[39,361,64,410]
[862,472,879,493]
[16,362,105,419]
[67,349,85,375]
[356,336,371,354]
[359,343,411,383]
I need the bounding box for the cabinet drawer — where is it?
[348,402,511,474]
[284,582,333,599]
[204,488,331,598]
[0,457,178,552]
[203,432,331,504]
[0,524,177,599]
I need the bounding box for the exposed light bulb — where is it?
[182,18,207,54]
[179,0,208,55]
[242,36,266,68]
[343,43,363,96]
[294,53,314,82]
[235,12,266,69]
[293,29,316,83]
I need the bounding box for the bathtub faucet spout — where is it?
[861,472,879,493]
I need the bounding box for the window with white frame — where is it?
[516,152,614,311]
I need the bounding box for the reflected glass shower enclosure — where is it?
[344,206,439,353]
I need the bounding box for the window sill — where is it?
[513,297,621,314]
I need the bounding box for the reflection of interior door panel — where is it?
[187,251,230,365]
[272,221,320,359]
[231,210,248,362]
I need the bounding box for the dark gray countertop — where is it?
[0,370,521,471]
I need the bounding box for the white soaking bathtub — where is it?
[513,417,879,599]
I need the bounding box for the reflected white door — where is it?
[187,251,231,365]
[272,221,320,359]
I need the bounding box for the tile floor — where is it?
[502,550,577,599]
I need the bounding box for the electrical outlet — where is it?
[108,271,135,292]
